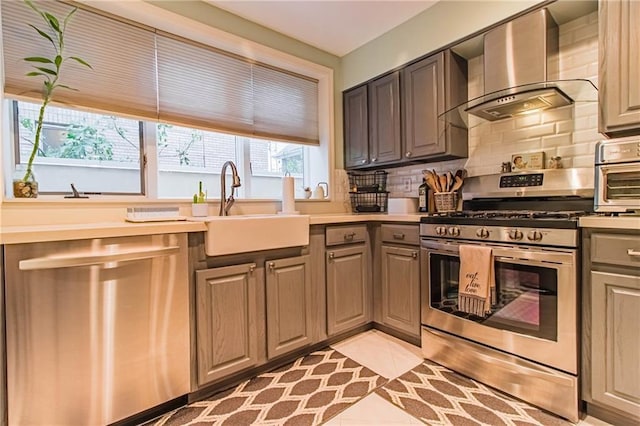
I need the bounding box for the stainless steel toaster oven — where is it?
[594,137,640,213]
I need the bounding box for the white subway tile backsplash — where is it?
[515,114,542,128]
[505,123,556,141]
[572,155,596,168]
[572,128,602,144]
[557,142,596,158]
[542,106,573,123]
[542,133,572,148]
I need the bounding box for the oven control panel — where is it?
[499,173,543,188]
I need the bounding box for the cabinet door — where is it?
[402,52,445,159]
[265,255,312,359]
[600,0,640,135]
[381,245,420,337]
[369,72,402,165]
[591,271,640,418]
[195,263,258,386]
[326,245,370,335]
[344,85,370,168]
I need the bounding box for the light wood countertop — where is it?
[579,215,640,230]
[0,213,424,244]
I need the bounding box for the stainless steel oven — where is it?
[419,168,594,423]
[421,237,577,373]
[595,136,640,213]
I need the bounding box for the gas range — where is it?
[420,169,595,248]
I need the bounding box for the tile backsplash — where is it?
[382,11,600,199]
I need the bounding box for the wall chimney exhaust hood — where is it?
[441,8,598,129]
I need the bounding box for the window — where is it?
[13,100,143,194]
[2,0,331,200]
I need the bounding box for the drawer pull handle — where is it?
[344,232,356,241]
[628,249,640,257]
[393,233,405,240]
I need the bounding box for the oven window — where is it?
[605,170,640,201]
[429,253,558,341]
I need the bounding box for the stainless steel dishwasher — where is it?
[3,233,190,425]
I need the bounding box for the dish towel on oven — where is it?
[458,245,495,316]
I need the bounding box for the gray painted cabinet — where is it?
[380,245,420,338]
[265,255,313,359]
[599,0,640,136]
[590,271,640,417]
[582,230,640,424]
[326,244,370,335]
[195,263,259,386]
[402,50,468,161]
[369,71,402,165]
[344,85,369,168]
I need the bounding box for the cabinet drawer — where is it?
[326,225,367,246]
[591,233,640,268]
[381,224,419,245]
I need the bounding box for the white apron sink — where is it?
[189,214,310,256]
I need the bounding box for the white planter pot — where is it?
[191,203,208,217]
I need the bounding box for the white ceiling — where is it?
[205,1,439,57]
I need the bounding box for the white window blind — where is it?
[2,0,158,120]
[2,0,320,145]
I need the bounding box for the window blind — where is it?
[2,1,158,120]
[2,0,320,145]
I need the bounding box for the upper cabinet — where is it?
[344,85,369,168]
[403,51,467,161]
[343,50,467,170]
[599,0,640,136]
[369,71,402,166]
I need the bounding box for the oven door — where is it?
[421,238,577,374]
[595,163,640,212]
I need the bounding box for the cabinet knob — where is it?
[405,151,412,158]
[371,157,378,163]
[268,261,275,271]
[248,264,256,272]
[328,252,335,260]
[361,159,367,164]
[412,251,418,259]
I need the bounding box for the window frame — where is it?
[1,1,334,201]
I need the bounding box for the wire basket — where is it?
[348,171,388,193]
[434,192,458,212]
[349,192,389,213]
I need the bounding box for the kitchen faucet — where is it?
[219,160,241,216]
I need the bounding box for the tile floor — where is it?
[326,330,612,426]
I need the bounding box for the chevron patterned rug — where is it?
[148,348,386,425]
[375,360,570,426]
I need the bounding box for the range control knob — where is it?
[448,226,460,237]
[435,226,447,236]
[508,229,523,241]
[476,228,490,239]
[527,230,543,242]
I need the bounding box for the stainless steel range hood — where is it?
[441,8,598,128]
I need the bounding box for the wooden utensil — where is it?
[438,174,448,193]
[425,173,438,193]
[451,175,464,192]
[447,171,454,191]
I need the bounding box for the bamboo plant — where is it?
[14,0,91,197]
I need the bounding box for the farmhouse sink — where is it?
[189,214,310,256]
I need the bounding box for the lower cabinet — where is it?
[583,229,640,424]
[195,254,313,387]
[195,262,259,386]
[326,244,370,335]
[590,270,640,418]
[380,245,420,337]
[265,255,313,359]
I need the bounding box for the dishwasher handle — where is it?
[19,246,180,270]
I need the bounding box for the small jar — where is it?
[12,165,38,198]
